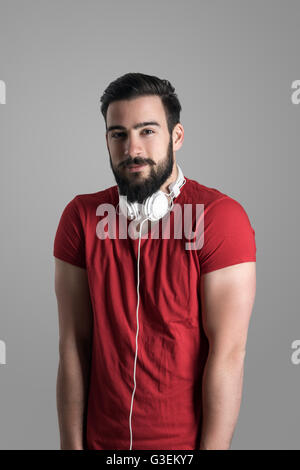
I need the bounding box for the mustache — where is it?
[119,157,155,168]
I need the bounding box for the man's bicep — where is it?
[200,262,256,357]
[54,257,93,350]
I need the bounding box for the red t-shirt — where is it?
[53,175,256,450]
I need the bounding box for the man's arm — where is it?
[199,261,256,450]
[54,258,93,450]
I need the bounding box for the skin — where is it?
[55,259,93,450]
[199,261,256,449]
[55,95,256,450]
[105,95,184,199]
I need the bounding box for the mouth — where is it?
[127,163,148,172]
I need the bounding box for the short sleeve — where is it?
[53,196,86,268]
[198,196,256,275]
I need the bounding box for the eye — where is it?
[111,132,125,139]
[111,129,155,139]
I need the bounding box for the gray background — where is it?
[0,0,299,450]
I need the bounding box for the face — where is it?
[105,95,181,204]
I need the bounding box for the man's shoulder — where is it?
[184,177,256,258]
[184,176,230,205]
[183,176,251,220]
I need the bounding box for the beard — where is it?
[109,136,174,204]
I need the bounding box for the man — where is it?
[53,72,256,450]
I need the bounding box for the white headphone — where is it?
[117,163,186,222]
[116,163,186,450]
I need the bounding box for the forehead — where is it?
[106,95,167,127]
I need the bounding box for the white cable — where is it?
[127,172,185,449]
[129,217,149,450]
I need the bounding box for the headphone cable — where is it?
[129,217,150,450]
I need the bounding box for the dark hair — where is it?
[100,72,182,135]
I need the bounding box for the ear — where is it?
[172,123,184,152]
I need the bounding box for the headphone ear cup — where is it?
[131,202,141,220]
[128,201,140,220]
[119,197,140,220]
[142,191,170,221]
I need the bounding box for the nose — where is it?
[124,133,143,158]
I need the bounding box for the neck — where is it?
[160,161,178,195]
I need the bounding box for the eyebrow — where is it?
[106,121,161,134]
